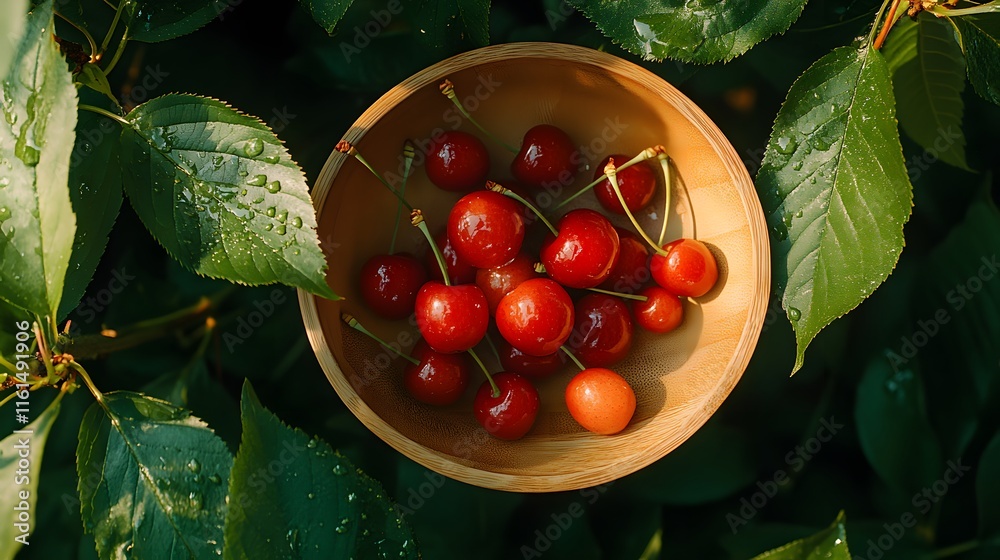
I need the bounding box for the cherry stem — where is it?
[605,159,668,257]
[873,0,903,50]
[560,346,586,372]
[342,313,420,366]
[657,154,672,247]
[411,210,451,286]
[488,181,559,237]
[336,141,414,212]
[556,147,662,210]
[389,141,416,255]
[440,79,518,154]
[467,347,500,398]
[483,333,502,363]
[586,287,648,302]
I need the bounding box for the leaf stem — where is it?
[605,159,668,256]
[63,288,235,360]
[67,360,104,405]
[657,154,672,247]
[873,0,904,50]
[79,104,128,125]
[929,2,1000,17]
[390,141,416,255]
[342,314,420,366]
[467,347,500,397]
[439,80,518,154]
[0,390,19,410]
[488,181,559,237]
[55,11,99,60]
[100,0,127,54]
[868,0,895,47]
[33,321,55,378]
[412,211,450,286]
[102,31,129,76]
[556,147,661,210]
[560,345,586,372]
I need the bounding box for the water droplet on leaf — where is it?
[244,138,264,157]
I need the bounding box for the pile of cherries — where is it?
[342,79,719,441]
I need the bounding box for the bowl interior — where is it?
[300,43,769,492]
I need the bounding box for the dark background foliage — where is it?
[7,0,1000,558]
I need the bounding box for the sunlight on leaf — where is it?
[751,511,851,559]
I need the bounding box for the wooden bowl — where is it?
[298,43,769,492]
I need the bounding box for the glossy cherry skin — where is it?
[474,372,540,440]
[427,230,477,285]
[565,368,636,435]
[496,278,575,357]
[426,131,490,191]
[475,252,541,315]
[359,253,427,320]
[498,339,565,377]
[511,124,578,189]
[593,155,657,214]
[540,209,620,289]
[447,191,525,269]
[567,294,634,368]
[404,339,470,406]
[649,239,719,297]
[414,281,489,353]
[600,228,651,294]
[633,286,684,333]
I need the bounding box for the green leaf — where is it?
[954,14,1000,106]
[298,0,356,34]
[978,430,1000,538]
[142,359,241,451]
[118,94,337,299]
[76,392,233,560]
[0,0,78,318]
[75,63,118,107]
[125,0,225,43]
[569,0,808,63]
[883,13,969,170]
[756,46,913,373]
[854,359,942,498]
[223,381,418,560]
[0,0,28,79]
[58,105,124,320]
[409,0,491,48]
[0,393,61,560]
[751,511,851,559]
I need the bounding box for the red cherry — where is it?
[414,281,489,353]
[474,372,540,440]
[447,190,525,269]
[600,228,651,295]
[650,239,719,297]
[593,155,657,214]
[426,131,490,191]
[497,339,565,377]
[511,124,577,189]
[427,229,477,285]
[475,252,541,315]
[359,253,427,320]
[565,368,636,435]
[495,278,574,357]
[633,286,684,333]
[403,339,470,406]
[540,209,620,289]
[567,294,634,368]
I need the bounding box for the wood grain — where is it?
[298,43,770,492]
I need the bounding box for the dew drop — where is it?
[0,177,8,188]
[795,210,803,219]
[262,155,279,164]
[266,181,281,194]
[792,161,803,171]
[333,464,348,476]
[264,223,273,231]
[247,174,267,187]
[292,216,303,228]
[0,207,10,222]
[306,439,317,449]
[244,138,264,157]
[276,209,287,223]
[307,492,315,499]
[208,474,222,484]
[335,526,348,534]
[276,224,287,235]
[240,188,248,196]
[775,136,797,155]
[788,307,801,321]
[187,459,201,473]
[266,207,276,217]
[253,195,265,204]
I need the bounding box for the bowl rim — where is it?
[298,41,771,492]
